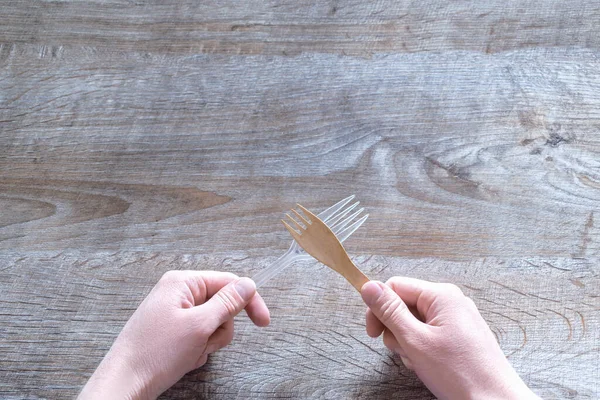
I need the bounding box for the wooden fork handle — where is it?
[339,258,370,292]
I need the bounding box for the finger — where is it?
[386,277,464,322]
[383,328,402,352]
[383,330,412,369]
[365,308,385,338]
[244,291,270,327]
[395,346,408,359]
[206,319,234,354]
[408,305,424,322]
[385,276,435,306]
[361,281,425,341]
[194,354,209,370]
[385,276,439,321]
[194,277,256,332]
[162,270,239,306]
[400,356,414,370]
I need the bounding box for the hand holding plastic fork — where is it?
[252,195,368,287]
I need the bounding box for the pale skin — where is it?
[361,279,541,400]
[79,271,270,399]
[80,271,539,399]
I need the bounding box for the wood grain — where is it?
[1,1,600,56]
[1,48,599,258]
[1,0,600,398]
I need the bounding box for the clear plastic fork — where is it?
[253,195,368,287]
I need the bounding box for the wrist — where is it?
[79,345,154,400]
[466,364,539,400]
[471,383,539,400]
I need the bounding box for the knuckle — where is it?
[220,271,239,280]
[208,271,238,282]
[190,323,210,341]
[215,290,239,316]
[441,283,463,297]
[385,276,401,286]
[193,326,210,340]
[378,296,408,325]
[384,277,402,292]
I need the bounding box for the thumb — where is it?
[195,277,256,332]
[361,281,424,341]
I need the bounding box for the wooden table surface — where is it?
[1,1,599,399]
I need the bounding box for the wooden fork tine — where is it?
[285,213,305,231]
[292,208,310,226]
[296,204,318,222]
[282,219,302,241]
[284,202,369,293]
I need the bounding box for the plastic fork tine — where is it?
[253,196,365,288]
[337,214,369,243]
[285,213,305,231]
[318,195,355,223]
[292,208,311,226]
[327,201,359,226]
[331,207,364,232]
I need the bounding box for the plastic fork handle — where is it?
[253,249,297,288]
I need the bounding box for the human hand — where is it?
[361,278,539,400]
[79,270,270,400]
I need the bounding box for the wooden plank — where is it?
[2,1,600,398]
[1,46,599,258]
[1,1,600,56]
[0,252,597,399]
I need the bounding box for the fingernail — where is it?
[361,281,383,307]
[235,278,256,301]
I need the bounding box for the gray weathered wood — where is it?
[1,1,600,56]
[1,0,600,398]
[1,48,599,258]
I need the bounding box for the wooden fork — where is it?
[282,204,370,292]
